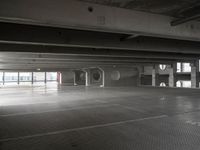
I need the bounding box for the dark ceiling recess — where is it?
[79,0,200,17]
[171,3,200,26]
[79,0,200,26]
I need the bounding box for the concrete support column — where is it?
[99,68,105,87]
[31,72,34,84]
[17,72,20,85]
[191,61,199,88]
[152,65,159,86]
[44,72,47,84]
[3,72,5,85]
[169,63,177,87]
[85,69,91,87]
[137,66,143,86]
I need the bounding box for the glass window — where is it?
[19,72,32,82]
[177,62,181,72]
[4,72,18,82]
[0,72,3,82]
[182,81,191,88]
[177,62,191,73]
[33,72,45,82]
[46,72,57,81]
[176,81,181,87]
[176,80,191,88]
[182,63,191,72]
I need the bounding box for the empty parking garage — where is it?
[1,0,200,150]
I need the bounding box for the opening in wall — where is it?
[176,80,191,88]
[177,62,191,73]
[159,64,167,70]
[4,72,18,85]
[0,72,58,87]
[19,72,32,85]
[160,82,166,87]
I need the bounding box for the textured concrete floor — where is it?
[0,85,200,150]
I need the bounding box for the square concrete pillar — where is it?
[85,70,91,86]
[191,61,199,88]
[168,63,177,87]
[152,65,159,86]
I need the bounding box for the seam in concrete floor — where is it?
[0,115,167,143]
[0,104,119,117]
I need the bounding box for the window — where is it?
[159,64,167,70]
[182,63,191,72]
[177,62,181,73]
[33,72,45,82]
[0,72,3,82]
[19,72,32,82]
[4,72,18,82]
[46,72,57,81]
[177,62,191,73]
[0,72,58,86]
[176,81,191,88]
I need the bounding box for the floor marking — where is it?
[0,104,119,117]
[0,115,167,142]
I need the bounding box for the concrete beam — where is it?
[0,0,200,41]
[1,23,200,54]
[0,44,200,60]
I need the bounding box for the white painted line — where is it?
[0,115,168,142]
[0,104,119,117]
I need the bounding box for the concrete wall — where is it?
[61,71,74,85]
[141,75,152,85]
[102,67,139,87]
[74,70,86,85]
[141,65,192,87]
[143,65,171,75]
[89,68,103,86]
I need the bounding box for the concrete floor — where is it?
[0,85,200,150]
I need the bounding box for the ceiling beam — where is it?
[171,14,200,26]
[1,23,200,54]
[1,0,200,41]
[0,51,198,61]
[171,3,200,26]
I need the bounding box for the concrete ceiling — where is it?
[0,0,200,70]
[79,0,200,17]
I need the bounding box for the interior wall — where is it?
[89,68,103,86]
[141,75,152,85]
[61,71,74,85]
[74,70,86,85]
[102,67,139,87]
[141,65,192,86]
